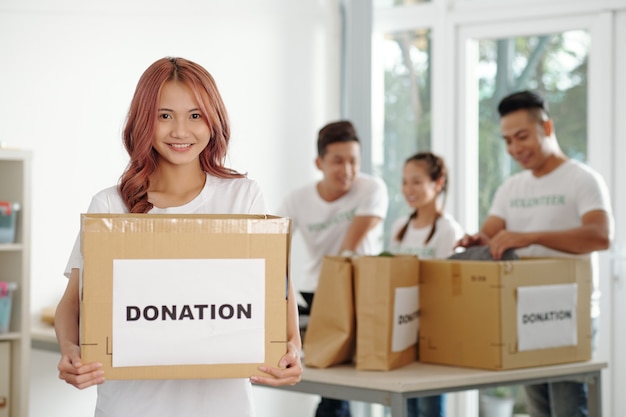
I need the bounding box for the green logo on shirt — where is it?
[510,195,565,208]
[399,246,435,258]
[307,208,357,232]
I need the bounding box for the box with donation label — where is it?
[418,258,592,370]
[304,254,420,371]
[80,213,291,380]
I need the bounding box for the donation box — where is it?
[80,214,291,380]
[419,258,592,370]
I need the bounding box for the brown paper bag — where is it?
[303,256,355,368]
[353,255,420,370]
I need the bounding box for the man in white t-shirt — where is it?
[459,91,613,417]
[277,120,388,417]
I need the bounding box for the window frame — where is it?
[344,1,623,415]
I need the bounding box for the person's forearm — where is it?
[530,225,610,254]
[55,298,80,354]
[55,268,81,355]
[339,216,381,253]
[480,215,506,241]
[286,278,301,350]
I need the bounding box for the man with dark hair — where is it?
[496,89,546,116]
[459,90,613,417]
[278,120,388,417]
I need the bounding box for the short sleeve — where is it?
[246,180,269,214]
[355,175,389,220]
[488,181,509,220]
[63,234,81,278]
[575,168,612,217]
[62,190,116,278]
[433,216,465,259]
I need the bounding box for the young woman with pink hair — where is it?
[55,57,302,417]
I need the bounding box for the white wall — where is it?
[0,1,340,415]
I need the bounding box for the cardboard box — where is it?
[419,258,591,370]
[353,255,420,371]
[80,213,291,380]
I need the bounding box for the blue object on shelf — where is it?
[0,201,20,244]
[0,281,17,333]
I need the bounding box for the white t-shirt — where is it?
[277,173,388,292]
[388,212,465,259]
[489,159,612,318]
[64,173,266,417]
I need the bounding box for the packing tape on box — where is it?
[452,263,462,296]
[83,214,290,235]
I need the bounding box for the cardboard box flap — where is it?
[82,213,290,235]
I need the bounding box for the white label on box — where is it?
[112,258,265,367]
[392,286,419,352]
[517,284,577,351]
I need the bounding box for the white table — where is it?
[263,360,606,417]
[32,324,605,417]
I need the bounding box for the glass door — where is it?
[457,11,615,415]
[372,26,433,245]
[611,10,626,416]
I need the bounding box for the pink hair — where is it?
[119,57,243,213]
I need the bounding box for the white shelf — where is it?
[0,244,22,252]
[0,333,20,341]
[0,149,31,417]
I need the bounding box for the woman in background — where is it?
[389,151,465,417]
[390,151,464,259]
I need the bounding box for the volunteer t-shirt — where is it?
[489,159,612,318]
[388,212,465,259]
[64,173,266,417]
[277,173,388,292]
